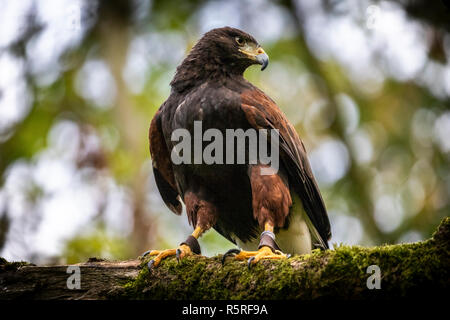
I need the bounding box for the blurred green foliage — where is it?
[63,224,132,264]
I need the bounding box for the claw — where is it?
[287,254,292,259]
[141,250,152,257]
[176,249,182,262]
[247,256,255,268]
[222,248,241,265]
[147,259,155,271]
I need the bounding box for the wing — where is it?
[240,87,331,249]
[149,108,182,215]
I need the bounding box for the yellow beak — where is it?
[239,46,269,70]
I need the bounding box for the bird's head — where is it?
[199,27,269,71]
[171,27,269,91]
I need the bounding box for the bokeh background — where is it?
[0,0,449,265]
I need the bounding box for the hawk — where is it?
[145,27,331,268]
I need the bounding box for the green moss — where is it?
[117,218,450,299]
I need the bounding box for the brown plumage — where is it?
[148,27,331,261]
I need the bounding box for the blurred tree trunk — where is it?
[1,218,448,300]
[96,1,154,256]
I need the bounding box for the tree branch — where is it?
[1,218,448,300]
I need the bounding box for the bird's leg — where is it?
[141,226,204,270]
[222,222,290,267]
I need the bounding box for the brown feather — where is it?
[149,109,182,214]
[249,165,292,228]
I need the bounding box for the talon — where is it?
[247,256,255,268]
[222,248,241,265]
[147,260,155,270]
[141,250,152,257]
[223,245,288,267]
[142,245,193,269]
[287,254,291,259]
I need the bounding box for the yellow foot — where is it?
[141,244,192,269]
[222,246,291,268]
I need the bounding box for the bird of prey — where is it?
[145,27,331,268]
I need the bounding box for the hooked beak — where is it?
[256,51,269,71]
[239,46,269,71]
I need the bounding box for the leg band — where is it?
[258,231,281,252]
[180,235,201,254]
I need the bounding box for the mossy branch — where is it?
[1,218,449,300]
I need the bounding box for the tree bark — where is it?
[1,218,448,300]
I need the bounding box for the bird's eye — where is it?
[235,37,244,45]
